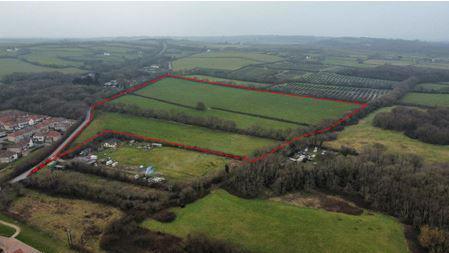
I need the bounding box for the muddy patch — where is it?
[271,191,363,215]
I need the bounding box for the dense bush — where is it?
[0,72,113,119]
[418,225,449,253]
[373,106,449,145]
[22,170,171,212]
[152,210,176,223]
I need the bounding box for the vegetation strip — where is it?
[131,92,309,126]
[129,93,198,110]
[211,106,310,126]
[25,73,367,177]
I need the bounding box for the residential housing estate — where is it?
[0,110,76,164]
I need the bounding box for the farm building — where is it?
[0,150,19,163]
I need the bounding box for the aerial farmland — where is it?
[0,8,449,252]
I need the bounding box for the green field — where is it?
[0,213,71,253]
[172,51,281,70]
[0,222,16,237]
[416,83,449,91]
[96,145,228,181]
[415,82,449,91]
[0,58,85,78]
[135,77,358,125]
[144,189,408,253]
[22,50,84,67]
[113,95,298,130]
[75,112,276,156]
[400,92,449,107]
[326,107,449,164]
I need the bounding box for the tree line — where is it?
[100,102,296,141]
[339,64,449,83]
[373,106,449,145]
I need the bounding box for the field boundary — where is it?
[28,73,368,176]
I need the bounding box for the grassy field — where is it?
[400,92,449,107]
[325,107,449,164]
[143,189,408,253]
[0,58,85,78]
[415,82,449,91]
[8,190,123,252]
[172,51,281,70]
[0,222,16,237]
[135,77,358,125]
[75,112,277,156]
[113,95,298,130]
[0,213,71,253]
[96,145,228,181]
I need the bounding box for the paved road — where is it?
[0,220,20,238]
[10,109,92,183]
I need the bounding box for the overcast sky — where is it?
[1,1,449,41]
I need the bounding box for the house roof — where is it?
[47,131,61,138]
[0,150,17,157]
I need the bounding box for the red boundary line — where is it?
[27,73,367,176]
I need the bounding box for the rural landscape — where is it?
[1,2,449,253]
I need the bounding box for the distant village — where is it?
[0,110,75,164]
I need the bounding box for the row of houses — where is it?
[0,110,76,164]
[0,110,45,131]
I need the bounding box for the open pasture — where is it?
[113,95,298,130]
[414,82,449,92]
[172,51,281,70]
[134,77,359,125]
[400,92,449,107]
[325,107,449,164]
[144,189,408,253]
[0,58,85,78]
[74,112,277,156]
[96,145,228,181]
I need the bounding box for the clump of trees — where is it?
[22,170,172,212]
[0,72,114,119]
[196,101,207,111]
[373,106,449,145]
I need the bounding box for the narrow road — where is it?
[0,220,20,238]
[10,109,92,183]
